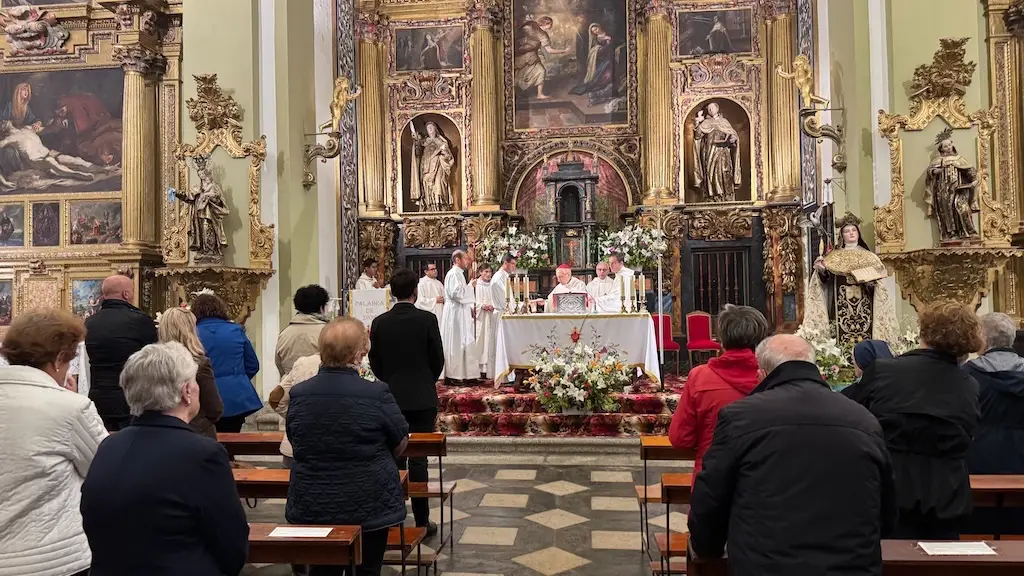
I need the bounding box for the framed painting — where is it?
[29,201,59,246]
[68,199,121,245]
[1,1,86,5]
[675,8,754,59]
[0,279,11,327]
[69,277,102,319]
[504,0,636,137]
[0,67,124,196]
[0,202,24,247]
[394,25,465,72]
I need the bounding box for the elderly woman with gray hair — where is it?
[80,342,249,576]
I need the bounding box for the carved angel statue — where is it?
[776,54,829,109]
[177,154,229,264]
[318,77,363,134]
[924,128,980,243]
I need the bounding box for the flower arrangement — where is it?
[526,330,632,413]
[890,320,920,356]
[476,225,550,270]
[794,323,855,388]
[358,354,377,382]
[598,224,668,270]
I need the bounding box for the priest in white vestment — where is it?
[474,263,498,379]
[439,250,476,382]
[543,264,587,312]
[593,252,635,312]
[414,263,444,323]
[587,261,617,312]
[355,258,381,290]
[488,255,517,386]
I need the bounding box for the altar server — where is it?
[474,264,498,379]
[490,254,516,313]
[355,258,381,290]
[544,264,587,312]
[587,261,616,312]
[439,250,476,382]
[414,263,445,323]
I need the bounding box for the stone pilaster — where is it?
[356,12,388,215]
[467,0,501,209]
[641,0,674,204]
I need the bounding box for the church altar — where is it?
[494,313,662,385]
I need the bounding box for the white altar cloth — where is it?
[494,313,662,384]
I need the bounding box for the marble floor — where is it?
[240,454,691,576]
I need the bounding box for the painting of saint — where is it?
[676,9,753,58]
[30,201,58,246]
[0,280,11,327]
[509,0,631,131]
[0,203,24,247]
[70,279,102,319]
[394,26,464,72]
[69,200,122,245]
[0,68,123,195]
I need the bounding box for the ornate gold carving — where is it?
[113,43,167,78]
[16,262,61,315]
[466,0,501,31]
[909,37,977,104]
[462,214,504,245]
[882,248,1021,312]
[304,77,362,189]
[762,206,802,295]
[186,74,244,135]
[0,6,69,56]
[686,209,755,241]
[356,11,389,43]
[392,71,461,108]
[358,220,398,281]
[154,266,274,326]
[403,216,460,248]
[687,54,753,88]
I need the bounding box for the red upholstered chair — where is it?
[686,311,721,368]
[652,313,681,377]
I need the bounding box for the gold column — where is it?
[641,4,673,204]
[114,44,165,248]
[356,13,388,215]
[467,1,501,210]
[765,12,801,203]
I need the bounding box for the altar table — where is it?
[494,313,661,384]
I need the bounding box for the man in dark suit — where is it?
[370,267,445,536]
[85,274,158,431]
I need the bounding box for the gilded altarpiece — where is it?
[0,0,182,327]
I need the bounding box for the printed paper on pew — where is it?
[269,527,334,538]
[918,542,996,556]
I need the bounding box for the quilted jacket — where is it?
[285,366,409,532]
[0,365,108,576]
[196,317,262,418]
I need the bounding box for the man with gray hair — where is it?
[688,334,895,575]
[966,312,1024,534]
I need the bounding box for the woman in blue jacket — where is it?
[191,293,262,433]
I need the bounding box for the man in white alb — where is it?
[587,261,616,312]
[414,263,444,323]
[490,254,516,314]
[592,251,635,312]
[474,263,498,379]
[542,264,587,312]
[355,258,381,290]
[439,250,476,382]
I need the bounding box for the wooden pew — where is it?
[234,469,408,500]
[248,522,360,573]
[687,540,1024,576]
[218,432,284,457]
[637,435,695,571]
[397,431,457,560]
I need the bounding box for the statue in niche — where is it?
[924,128,980,243]
[177,154,229,265]
[692,102,741,202]
[409,121,455,212]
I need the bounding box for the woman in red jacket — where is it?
[669,304,770,475]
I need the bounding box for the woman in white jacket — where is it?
[0,308,108,576]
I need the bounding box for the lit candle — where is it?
[506,276,513,312]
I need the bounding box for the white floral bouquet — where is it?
[477,225,550,270]
[795,323,855,387]
[526,332,631,413]
[358,354,377,382]
[890,320,920,356]
[598,224,668,270]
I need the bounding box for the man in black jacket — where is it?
[370,267,445,535]
[85,274,158,431]
[689,334,896,576]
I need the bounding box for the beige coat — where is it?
[273,353,321,458]
[275,314,327,377]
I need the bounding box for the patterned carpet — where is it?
[435,375,685,437]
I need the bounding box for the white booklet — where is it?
[268,527,334,538]
[917,541,997,556]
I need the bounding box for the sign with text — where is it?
[347,289,390,326]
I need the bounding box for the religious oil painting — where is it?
[30,200,58,246]
[1,1,86,5]
[0,68,124,196]
[509,0,631,131]
[0,203,24,247]
[676,8,754,58]
[70,278,102,319]
[0,280,11,326]
[69,200,122,245]
[683,98,752,204]
[400,114,461,213]
[394,26,465,72]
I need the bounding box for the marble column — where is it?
[467,0,501,209]
[641,1,674,204]
[356,13,388,215]
[766,10,802,203]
